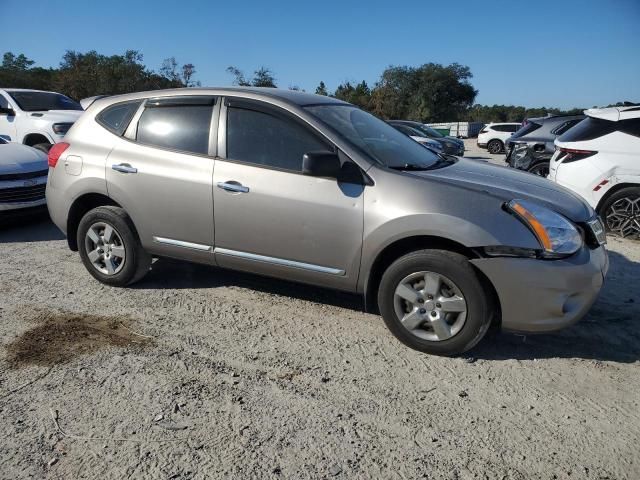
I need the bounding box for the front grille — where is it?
[0,169,48,181]
[0,184,46,203]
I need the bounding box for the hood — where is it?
[29,110,84,122]
[0,143,48,174]
[443,136,463,146]
[413,158,594,222]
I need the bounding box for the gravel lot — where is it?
[1,141,639,479]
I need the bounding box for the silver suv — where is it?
[46,88,609,356]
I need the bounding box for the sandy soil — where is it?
[1,157,639,478]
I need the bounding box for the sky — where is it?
[2,0,639,109]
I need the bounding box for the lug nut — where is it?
[436,303,441,308]
[417,298,424,304]
[419,308,427,314]
[431,311,437,317]
[427,295,433,300]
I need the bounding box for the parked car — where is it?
[505,114,585,176]
[0,138,48,215]
[0,88,84,153]
[388,123,444,152]
[46,88,608,356]
[549,105,640,239]
[477,123,521,154]
[388,120,465,156]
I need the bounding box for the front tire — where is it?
[77,206,151,286]
[377,250,492,356]
[487,139,503,154]
[598,187,640,239]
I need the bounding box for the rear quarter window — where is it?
[559,117,620,142]
[96,101,141,136]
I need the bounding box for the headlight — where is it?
[506,199,583,257]
[52,123,73,135]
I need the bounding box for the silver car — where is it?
[45,88,609,356]
[0,138,48,215]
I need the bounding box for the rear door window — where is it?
[551,119,583,136]
[559,117,620,142]
[136,97,216,155]
[96,101,141,136]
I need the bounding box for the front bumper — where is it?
[471,245,608,333]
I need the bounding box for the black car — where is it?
[388,120,465,156]
[505,114,585,176]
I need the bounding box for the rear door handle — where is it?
[217,181,249,193]
[112,163,137,174]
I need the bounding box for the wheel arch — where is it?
[595,182,640,214]
[66,193,121,251]
[362,235,500,326]
[23,133,52,147]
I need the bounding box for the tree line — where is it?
[2,50,591,123]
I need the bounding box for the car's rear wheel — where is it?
[598,187,640,239]
[77,206,151,286]
[527,162,550,177]
[377,250,493,356]
[487,139,503,154]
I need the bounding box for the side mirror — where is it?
[302,151,341,178]
[0,107,15,116]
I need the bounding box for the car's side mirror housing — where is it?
[0,107,15,116]
[302,151,342,178]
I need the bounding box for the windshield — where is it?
[305,105,441,169]
[8,91,82,112]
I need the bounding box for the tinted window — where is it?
[227,107,328,171]
[137,102,214,155]
[620,118,640,138]
[551,119,582,136]
[493,124,519,132]
[306,105,441,169]
[97,101,141,136]
[559,117,619,142]
[507,124,520,132]
[511,121,542,139]
[8,91,82,111]
[0,95,8,109]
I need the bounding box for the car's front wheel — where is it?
[598,187,640,239]
[487,139,503,154]
[377,250,493,356]
[77,206,151,286]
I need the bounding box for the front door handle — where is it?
[217,181,249,193]
[112,163,138,174]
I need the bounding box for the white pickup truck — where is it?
[0,88,84,153]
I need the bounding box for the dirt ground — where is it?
[1,143,639,479]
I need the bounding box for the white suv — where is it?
[477,123,521,154]
[0,88,84,153]
[549,105,640,239]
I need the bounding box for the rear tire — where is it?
[77,206,151,286]
[598,187,640,239]
[377,249,493,356]
[487,139,503,154]
[527,162,550,177]
[32,142,52,154]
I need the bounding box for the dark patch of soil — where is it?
[6,310,151,368]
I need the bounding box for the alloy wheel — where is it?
[84,222,126,275]
[488,141,502,154]
[605,196,640,239]
[393,271,467,342]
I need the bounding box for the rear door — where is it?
[212,98,364,291]
[105,96,218,263]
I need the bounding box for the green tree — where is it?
[226,66,276,88]
[315,81,328,96]
[334,80,371,109]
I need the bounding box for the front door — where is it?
[0,93,17,141]
[212,98,365,291]
[105,96,217,264]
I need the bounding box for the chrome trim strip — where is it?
[153,236,212,251]
[214,247,345,275]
